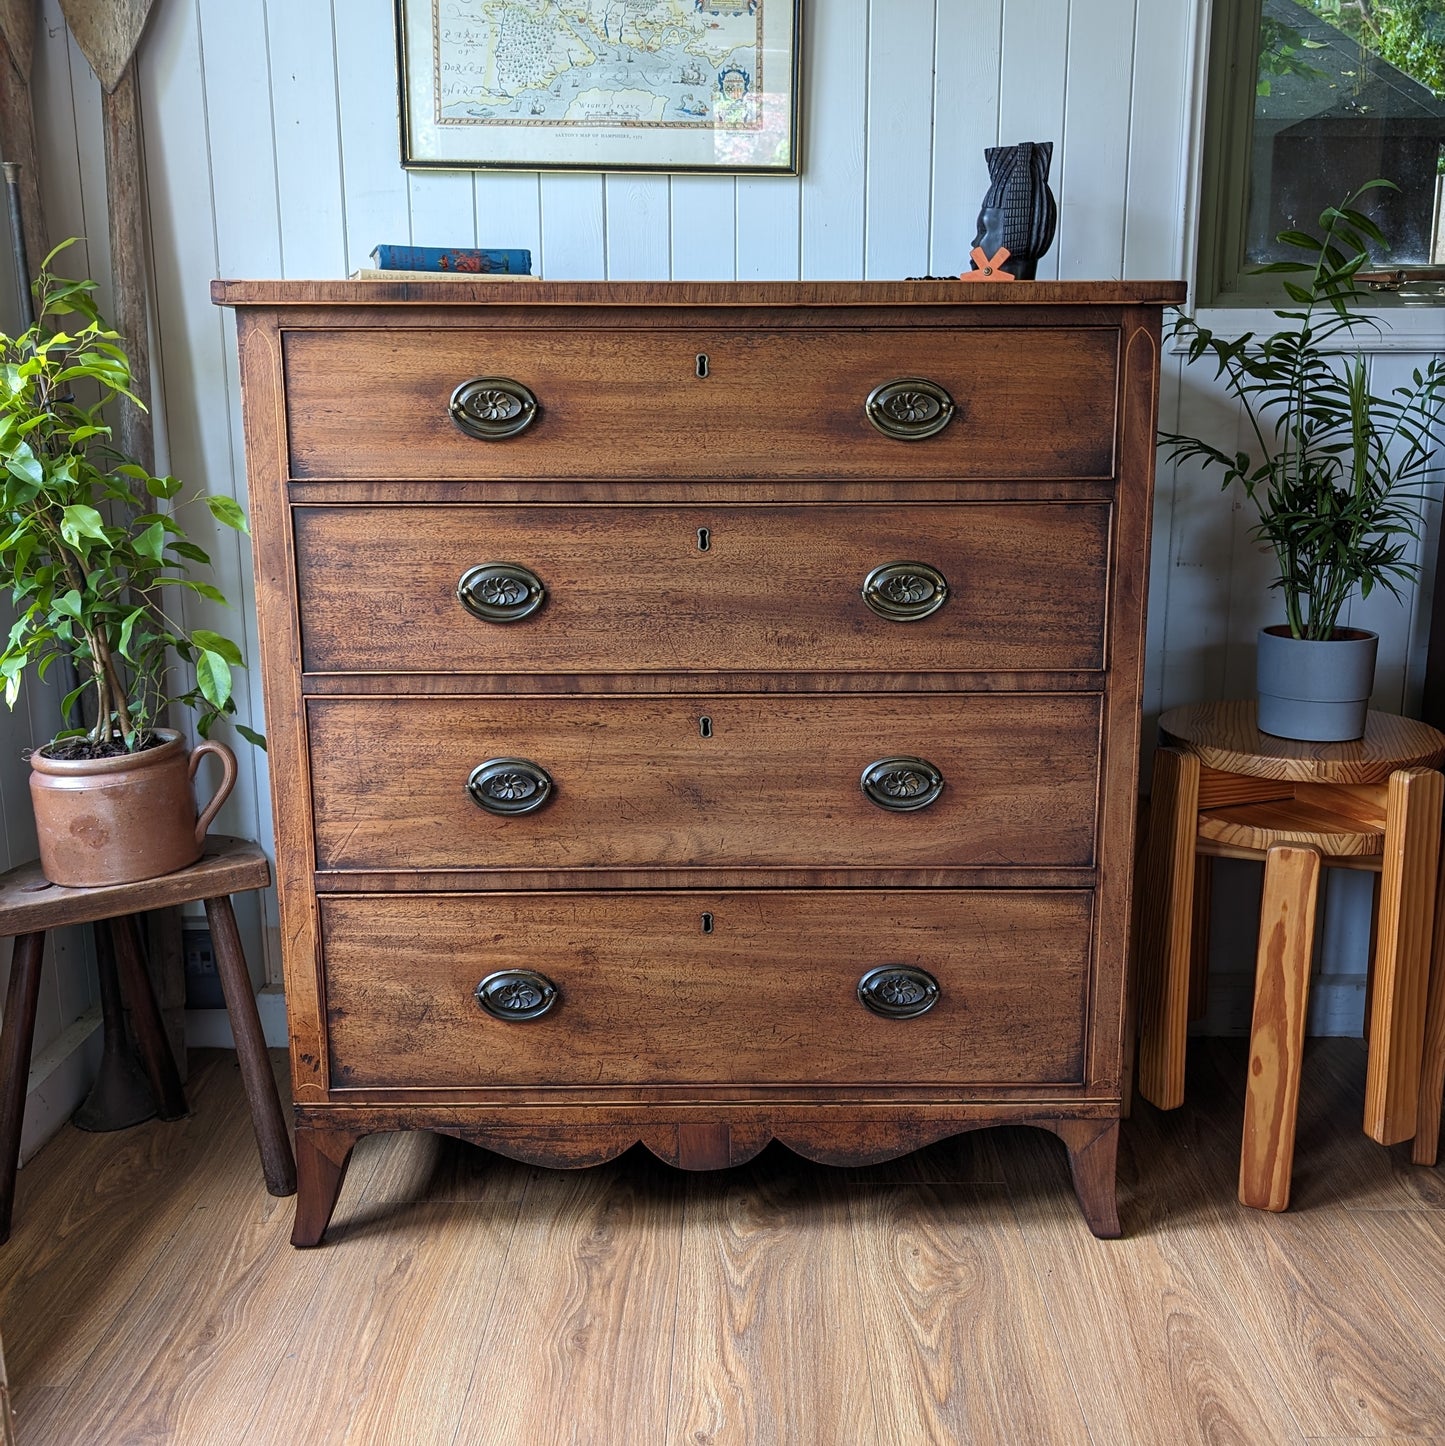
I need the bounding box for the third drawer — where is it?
[307,692,1102,872]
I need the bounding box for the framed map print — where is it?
[396,1,800,173]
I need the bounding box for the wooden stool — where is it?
[1136,701,1445,1210]
[0,835,295,1243]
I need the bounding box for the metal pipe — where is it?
[2,161,35,329]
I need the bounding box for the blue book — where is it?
[369,244,532,274]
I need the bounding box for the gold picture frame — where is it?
[396,1,801,174]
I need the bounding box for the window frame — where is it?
[1195,0,1445,311]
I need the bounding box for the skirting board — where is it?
[184,986,287,1051]
[20,1007,102,1166]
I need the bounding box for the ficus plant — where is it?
[0,242,262,756]
[1161,180,1445,641]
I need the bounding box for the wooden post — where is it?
[0,2,47,283]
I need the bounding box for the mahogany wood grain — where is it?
[1363,767,1444,1145]
[235,316,327,1108]
[217,283,1172,1243]
[306,692,1102,873]
[1048,1117,1123,1238]
[1239,844,1323,1210]
[293,501,1111,676]
[1135,746,1201,1111]
[213,278,1189,307]
[319,890,1091,1091]
[290,1128,363,1249]
[281,324,1119,481]
[1160,701,1445,784]
[1085,312,1166,1100]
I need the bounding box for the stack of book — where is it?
[351,244,537,280]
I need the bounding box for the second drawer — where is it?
[307,693,1102,872]
[294,502,1111,676]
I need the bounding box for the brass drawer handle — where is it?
[862,562,949,621]
[457,563,546,623]
[467,758,554,815]
[858,966,940,1019]
[449,377,539,440]
[865,378,955,440]
[475,970,558,1021]
[861,756,944,811]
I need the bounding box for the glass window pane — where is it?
[1249,0,1445,266]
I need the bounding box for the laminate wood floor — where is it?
[3,1038,1445,1445]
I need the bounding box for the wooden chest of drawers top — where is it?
[214,278,1184,488]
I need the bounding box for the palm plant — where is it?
[1161,180,1445,640]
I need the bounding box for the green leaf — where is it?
[60,504,110,548]
[167,540,212,566]
[235,724,267,751]
[117,605,147,661]
[52,589,82,621]
[134,520,167,565]
[195,650,232,711]
[145,473,184,499]
[191,629,243,666]
[204,495,250,534]
[170,580,227,602]
[5,444,42,487]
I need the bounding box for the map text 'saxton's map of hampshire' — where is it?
[434,0,764,130]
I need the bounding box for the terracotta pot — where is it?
[28,729,237,887]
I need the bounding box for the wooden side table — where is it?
[0,835,295,1242]
[1136,701,1445,1208]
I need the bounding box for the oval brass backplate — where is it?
[862,561,949,621]
[861,756,945,812]
[467,758,554,815]
[857,965,940,1019]
[449,377,539,440]
[865,378,956,441]
[457,563,546,623]
[475,969,559,1021]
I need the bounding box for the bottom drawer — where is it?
[321,891,1092,1091]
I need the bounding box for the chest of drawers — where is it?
[215,279,1182,1244]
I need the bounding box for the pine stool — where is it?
[0,835,295,1242]
[1135,701,1445,1210]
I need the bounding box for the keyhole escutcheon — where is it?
[701,912,714,934]
[696,353,710,378]
[697,527,711,552]
[699,716,713,739]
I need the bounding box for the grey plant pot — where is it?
[1255,625,1378,742]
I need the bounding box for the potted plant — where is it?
[1161,181,1445,741]
[0,244,261,886]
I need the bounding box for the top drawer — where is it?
[282,326,1119,482]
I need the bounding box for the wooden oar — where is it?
[61,1,191,1081]
[0,0,47,280]
[59,0,160,467]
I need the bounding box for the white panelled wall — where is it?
[3,0,1441,1146]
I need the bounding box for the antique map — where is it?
[432,0,764,130]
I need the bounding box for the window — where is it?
[1199,0,1445,302]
